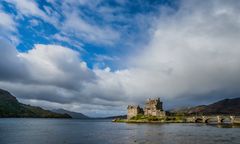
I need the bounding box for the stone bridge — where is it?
[186,115,240,124]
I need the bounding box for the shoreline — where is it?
[112,117,240,125]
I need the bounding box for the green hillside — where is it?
[0,89,71,118]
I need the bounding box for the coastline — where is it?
[112,118,190,123]
[112,116,240,124]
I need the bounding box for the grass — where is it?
[113,114,188,123]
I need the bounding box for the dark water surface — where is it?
[0,119,240,144]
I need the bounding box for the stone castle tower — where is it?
[144,98,165,117]
[127,105,143,119]
[127,98,166,119]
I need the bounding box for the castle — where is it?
[127,98,166,119]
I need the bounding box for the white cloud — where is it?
[0,11,16,32]
[5,0,121,46]
[122,0,240,101]
[62,12,120,45]
[29,19,40,26]
[1,0,240,116]
[79,0,240,107]
[0,10,19,44]
[6,0,48,19]
[2,0,153,48]
[52,33,84,51]
[48,0,122,45]
[94,54,119,62]
[5,0,60,27]
[0,42,128,116]
[19,44,95,89]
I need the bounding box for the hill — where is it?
[52,109,127,119]
[171,98,240,115]
[0,89,71,118]
[100,115,127,119]
[52,109,89,119]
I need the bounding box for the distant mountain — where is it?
[100,115,127,119]
[171,98,240,115]
[0,89,71,118]
[52,109,89,119]
[52,109,127,119]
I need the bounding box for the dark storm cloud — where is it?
[0,40,28,81]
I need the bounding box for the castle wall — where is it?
[127,106,143,119]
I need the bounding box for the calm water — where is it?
[0,119,240,144]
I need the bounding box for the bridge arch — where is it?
[204,118,211,123]
[195,118,203,123]
[220,117,231,123]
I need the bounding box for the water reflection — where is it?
[0,119,240,144]
[214,124,240,128]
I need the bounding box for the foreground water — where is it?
[0,119,240,144]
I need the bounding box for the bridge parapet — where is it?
[186,115,238,124]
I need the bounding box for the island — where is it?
[113,98,240,124]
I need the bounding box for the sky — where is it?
[1,0,240,117]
